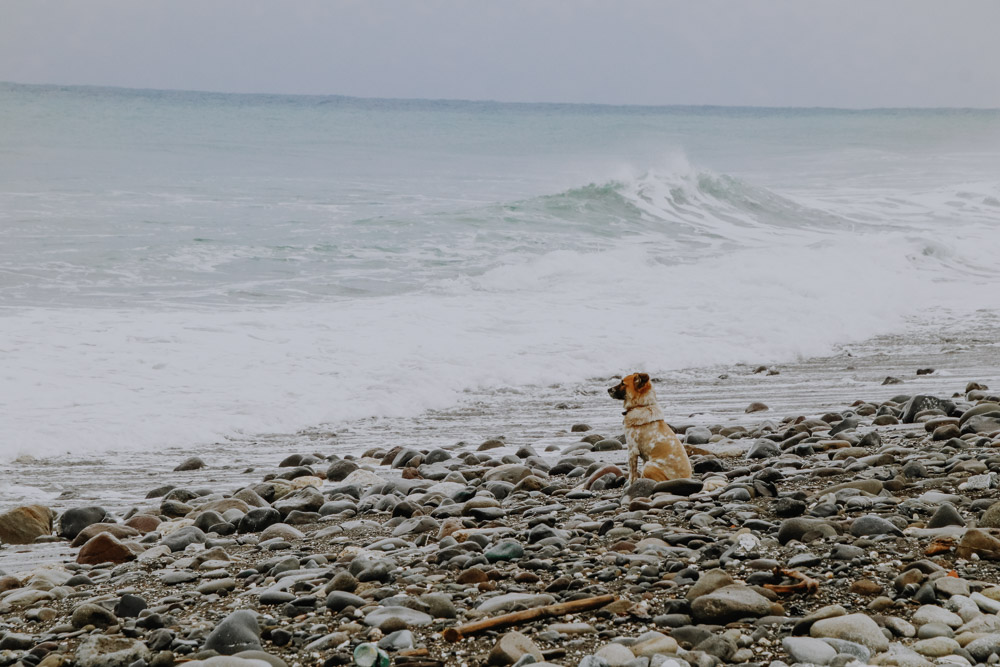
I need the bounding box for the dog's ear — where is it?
[634,373,649,389]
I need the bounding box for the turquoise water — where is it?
[1,82,998,459]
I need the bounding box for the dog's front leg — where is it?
[628,445,639,483]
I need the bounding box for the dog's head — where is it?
[608,372,650,401]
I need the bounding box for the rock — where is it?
[125,514,161,533]
[686,426,712,445]
[654,478,705,496]
[487,631,544,665]
[782,637,837,665]
[687,569,734,600]
[746,439,780,459]
[162,525,206,552]
[774,498,807,517]
[0,633,33,650]
[75,636,151,667]
[912,637,960,657]
[71,602,117,629]
[77,532,137,565]
[204,609,263,655]
[326,459,359,482]
[271,486,324,516]
[957,528,1000,559]
[419,592,457,618]
[0,504,54,544]
[810,613,889,652]
[778,518,835,544]
[851,514,904,537]
[363,606,434,628]
[631,632,679,657]
[690,585,776,623]
[71,522,140,547]
[978,501,1000,528]
[259,524,304,542]
[927,503,965,528]
[197,577,237,595]
[965,634,1000,662]
[594,643,635,666]
[593,438,623,451]
[114,593,148,618]
[483,464,532,485]
[485,540,524,562]
[325,591,366,612]
[912,605,963,628]
[174,456,206,471]
[960,402,1000,427]
[901,395,955,423]
[745,402,769,413]
[392,516,439,537]
[58,506,110,540]
[379,629,415,651]
[237,508,282,534]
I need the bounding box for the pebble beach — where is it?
[3,332,1000,667]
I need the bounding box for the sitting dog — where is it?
[608,372,692,482]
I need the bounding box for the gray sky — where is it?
[3,0,999,108]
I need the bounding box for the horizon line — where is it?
[3,79,1000,113]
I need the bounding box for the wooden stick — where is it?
[763,567,819,596]
[442,594,616,642]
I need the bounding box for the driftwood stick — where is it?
[442,594,616,642]
[763,567,819,596]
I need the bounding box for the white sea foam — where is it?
[2,220,995,460]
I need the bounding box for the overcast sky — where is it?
[2,0,999,108]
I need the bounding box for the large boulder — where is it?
[58,506,110,540]
[0,505,54,544]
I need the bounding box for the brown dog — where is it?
[608,372,692,482]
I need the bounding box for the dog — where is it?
[608,372,692,482]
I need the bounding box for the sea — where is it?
[1,82,999,515]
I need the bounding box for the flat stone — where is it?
[912,637,961,657]
[630,632,679,657]
[912,605,963,628]
[690,585,775,623]
[363,606,434,628]
[810,613,889,653]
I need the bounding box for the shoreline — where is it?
[1,370,1000,665]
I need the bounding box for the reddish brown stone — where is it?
[71,523,140,548]
[124,515,161,534]
[850,579,883,596]
[77,532,137,565]
[456,567,488,584]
